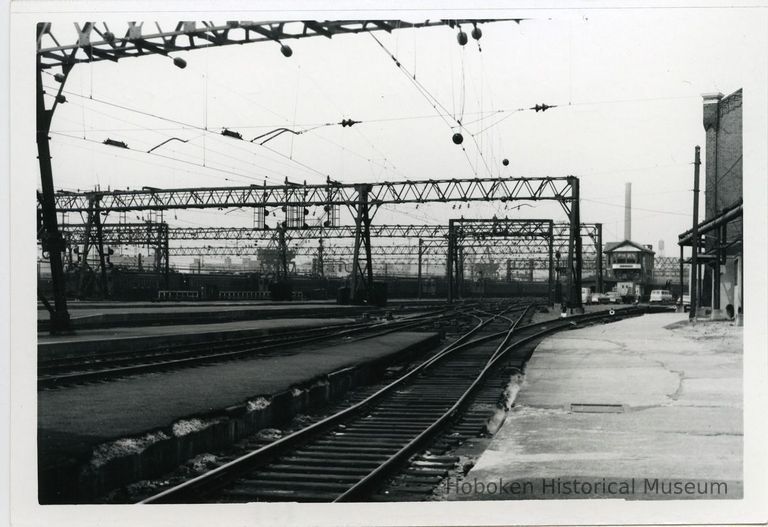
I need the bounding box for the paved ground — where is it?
[449,313,743,501]
[38,331,439,467]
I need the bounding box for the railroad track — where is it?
[139,304,662,504]
[139,300,555,503]
[38,305,470,390]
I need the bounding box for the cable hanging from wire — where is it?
[45,87,337,182]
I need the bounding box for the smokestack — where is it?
[624,182,632,241]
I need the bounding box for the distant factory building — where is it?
[678,88,743,323]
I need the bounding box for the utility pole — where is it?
[596,223,603,293]
[690,146,701,321]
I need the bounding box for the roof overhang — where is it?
[678,199,742,246]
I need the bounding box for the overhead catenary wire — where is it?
[368,32,496,178]
[46,87,334,182]
[50,132,275,186]
[45,95,291,183]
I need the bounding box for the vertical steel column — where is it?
[679,243,685,312]
[350,184,373,303]
[77,200,95,299]
[548,223,554,306]
[93,203,109,298]
[713,230,721,312]
[457,246,464,300]
[163,226,170,288]
[278,224,288,281]
[596,223,603,293]
[36,25,71,333]
[690,146,701,320]
[417,238,423,299]
[317,238,325,277]
[446,221,455,303]
[566,176,583,310]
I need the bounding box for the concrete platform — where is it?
[38,303,373,331]
[37,298,447,330]
[38,330,440,502]
[451,313,743,501]
[38,317,356,359]
[37,298,446,311]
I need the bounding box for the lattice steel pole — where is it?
[36,24,73,333]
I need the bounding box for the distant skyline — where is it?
[36,11,762,261]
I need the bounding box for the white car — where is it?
[649,290,674,303]
[605,292,621,304]
[591,292,608,304]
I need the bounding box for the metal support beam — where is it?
[548,224,555,306]
[76,199,95,299]
[350,184,374,304]
[417,238,423,300]
[566,176,583,311]
[317,238,325,277]
[679,243,685,312]
[93,203,109,298]
[447,226,456,303]
[163,227,170,287]
[36,30,71,332]
[278,223,289,280]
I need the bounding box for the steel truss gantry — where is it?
[37,20,514,70]
[36,18,513,332]
[168,241,555,258]
[58,221,600,252]
[51,176,583,306]
[446,219,555,303]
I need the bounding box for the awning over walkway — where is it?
[678,199,743,246]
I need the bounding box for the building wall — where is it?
[703,89,743,240]
[700,88,743,315]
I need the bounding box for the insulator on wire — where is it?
[471,26,482,40]
[452,132,464,145]
[502,159,510,166]
[172,57,187,69]
[280,44,293,58]
[457,31,468,46]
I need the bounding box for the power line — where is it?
[50,132,271,185]
[582,197,690,217]
[47,92,291,182]
[49,88,333,182]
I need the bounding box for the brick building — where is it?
[678,88,743,322]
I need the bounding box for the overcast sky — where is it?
[40,9,765,263]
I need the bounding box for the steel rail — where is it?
[140,302,527,504]
[38,307,460,389]
[333,304,534,501]
[141,304,667,503]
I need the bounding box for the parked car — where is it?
[582,288,592,304]
[591,292,608,304]
[681,293,691,311]
[605,291,621,304]
[649,289,674,303]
